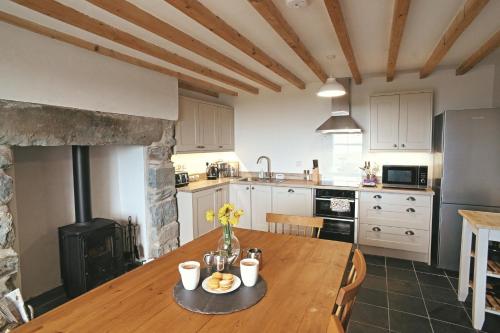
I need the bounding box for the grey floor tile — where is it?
[482,312,500,333]
[425,300,472,328]
[357,287,388,308]
[367,264,387,277]
[420,285,461,306]
[431,319,476,333]
[387,267,417,282]
[388,293,427,317]
[365,254,386,266]
[350,302,389,329]
[389,310,432,333]
[413,261,446,276]
[417,272,453,289]
[449,277,459,291]
[347,321,389,333]
[444,269,459,278]
[364,275,388,292]
[387,279,421,297]
[386,257,413,270]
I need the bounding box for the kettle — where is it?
[206,162,219,180]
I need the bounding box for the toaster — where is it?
[175,172,189,188]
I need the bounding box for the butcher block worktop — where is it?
[458,210,500,230]
[177,177,435,196]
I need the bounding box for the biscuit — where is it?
[219,279,233,290]
[207,278,220,289]
[211,272,223,280]
[222,273,234,281]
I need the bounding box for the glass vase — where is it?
[217,224,240,266]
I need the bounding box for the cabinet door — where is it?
[215,185,229,215]
[370,95,400,150]
[215,106,234,151]
[250,185,273,232]
[272,187,313,216]
[175,97,198,152]
[399,92,433,151]
[229,184,252,229]
[197,103,217,150]
[193,189,216,238]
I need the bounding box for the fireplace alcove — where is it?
[0,99,179,309]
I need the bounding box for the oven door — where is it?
[315,198,355,219]
[382,165,418,187]
[319,217,354,243]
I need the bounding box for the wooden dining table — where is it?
[15,228,353,332]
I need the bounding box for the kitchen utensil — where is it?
[242,248,263,268]
[201,275,241,294]
[178,261,200,290]
[206,162,219,180]
[240,258,259,287]
[214,253,227,272]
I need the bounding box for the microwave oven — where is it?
[382,165,428,189]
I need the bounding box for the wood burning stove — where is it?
[58,146,124,298]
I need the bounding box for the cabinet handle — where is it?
[406,196,416,201]
[372,227,381,232]
[393,144,397,148]
[406,208,416,213]
[196,145,205,149]
[401,143,406,148]
[373,195,382,199]
[373,205,382,210]
[219,146,223,148]
[405,230,415,236]
[288,189,295,193]
[246,187,249,190]
[251,186,255,190]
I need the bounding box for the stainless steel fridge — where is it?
[432,108,500,271]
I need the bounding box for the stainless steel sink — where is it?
[238,177,287,184]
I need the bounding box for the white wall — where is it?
[12,146,148,299]
[234,65,496,179]
[0,22,178,120]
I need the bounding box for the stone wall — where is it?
[0,99,179,299]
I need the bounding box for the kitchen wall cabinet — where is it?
[272,187,313,217]
[177,185,229,245]
[175,96,234,153]
[229,184,272,231]
[370,91,433,151]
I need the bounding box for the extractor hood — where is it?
[316,77,362,134]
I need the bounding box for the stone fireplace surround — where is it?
[0,99,179,297]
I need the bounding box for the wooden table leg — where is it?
[472,228,488,330]
[458,218,472,301]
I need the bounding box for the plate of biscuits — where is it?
[201,272,241,294]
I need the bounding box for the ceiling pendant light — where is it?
[317,55,346,98]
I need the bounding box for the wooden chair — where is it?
[265,213,323,238]
[327,249,367,333]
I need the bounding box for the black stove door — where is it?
[319,217,354,243]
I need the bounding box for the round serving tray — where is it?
[173,267,267,315]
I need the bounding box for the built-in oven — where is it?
[314,189,357,243]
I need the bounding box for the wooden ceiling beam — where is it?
[420,0,489,78]
[456,30,500,75]
[13,0,258,94]
[0,11,237,96]
[164,0,306,89]
[88,0,281,92]
[248,0,328,83]
[323,0,362,84]
[386,0,411,82]
[179,81,219,98]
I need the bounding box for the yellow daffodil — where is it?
[234,209,244,218]
[205,209,214,222]
[219,215,229,225]
[229,216,238,226]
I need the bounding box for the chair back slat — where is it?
[266,213,324,238]
[330,249,367,330]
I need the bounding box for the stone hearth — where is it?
[0,99,179,296]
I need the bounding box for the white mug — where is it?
[178,261,200,290]
[240,258,259,287]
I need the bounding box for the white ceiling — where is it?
[1,0,499,94]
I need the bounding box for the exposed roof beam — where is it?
[0,11,237,96]
[420,0,489,78]
[88,0,281,92]
[386,0,411,82]
[323,0,362,84]
[456,30,500,75]
[248,0,328,83]
[13,0,258,94]
[164,0,306,89]
[179,81,219,98]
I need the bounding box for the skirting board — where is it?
[358,244,430,265]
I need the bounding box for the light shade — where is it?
[317,77,346,97]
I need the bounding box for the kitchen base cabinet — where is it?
[358,191,432,264]
[229,184,272,231]
[177,185,228,245]
[272,187,313,216]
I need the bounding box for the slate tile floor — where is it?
[346,255,500,333]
